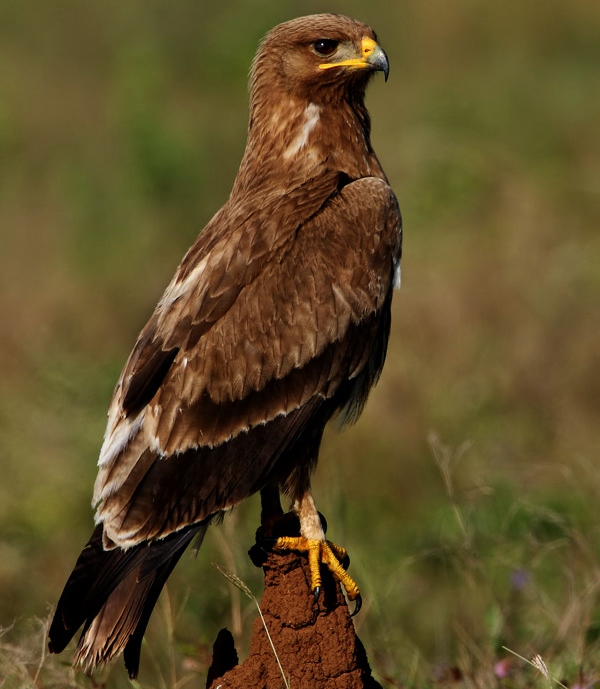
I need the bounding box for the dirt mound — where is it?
[207,546,382,688]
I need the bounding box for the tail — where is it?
[48,521,207,679]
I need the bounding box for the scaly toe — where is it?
[274,536,361,607]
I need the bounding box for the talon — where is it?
[248,536,279,567]
[350,593,362,616]
[274,536,361,610]
[257,537,277,551]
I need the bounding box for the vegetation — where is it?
[0,0,598,686]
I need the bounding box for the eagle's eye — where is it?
[313,39,339,56]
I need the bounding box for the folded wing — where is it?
[94,176,401,548]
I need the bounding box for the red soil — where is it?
[206,547,382,688]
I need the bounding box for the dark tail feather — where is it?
[49,522,207,678]
[122,544,189,678]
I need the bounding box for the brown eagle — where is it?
[49,13,401,678]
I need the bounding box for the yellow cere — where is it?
[360,37,377,59]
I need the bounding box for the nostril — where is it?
[360,38,377,59]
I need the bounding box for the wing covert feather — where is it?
[95,176,401,543]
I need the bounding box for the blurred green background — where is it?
[1,0,599,686]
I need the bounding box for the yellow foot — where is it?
[275,536,361,613]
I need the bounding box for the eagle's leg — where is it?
[259,484,284,525]
[275,489,361,613]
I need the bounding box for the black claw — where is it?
[317,511,328,535]
[248,538,278,567]
[350,594,362,617]
[313,586,321,604]
[260,537,278,550]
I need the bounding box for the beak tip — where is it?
[367,44,390,82]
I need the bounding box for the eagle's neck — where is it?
[232,87,381,196]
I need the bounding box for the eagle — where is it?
[49,13,402,679]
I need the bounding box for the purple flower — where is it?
[494,658,512,678]
[510,568,530,590]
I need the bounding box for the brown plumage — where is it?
[49,13,401,678]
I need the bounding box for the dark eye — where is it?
[314,39,339,56]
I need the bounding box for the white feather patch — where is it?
[160,254,210,310]
[393,259,402,289]
[284,103,321,159]
[98,411,145,468]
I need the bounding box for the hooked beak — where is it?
[319,37,390,82]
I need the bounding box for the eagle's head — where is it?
[250,14,389,106]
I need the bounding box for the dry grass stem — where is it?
[213,563,291,689]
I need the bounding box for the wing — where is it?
[95,176,401,546]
